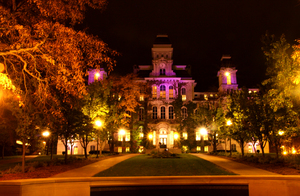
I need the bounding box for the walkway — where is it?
[51,154,139,177]
[190,153,278,175]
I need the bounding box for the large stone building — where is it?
[57,35,268,155]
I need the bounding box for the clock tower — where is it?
[150,35,176,77]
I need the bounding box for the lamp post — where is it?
[226,120,232,156]
[119,129,126,153]
[173,132,179,149]
[95,119,103,158]
[199,128,207,153]
[42,130,50,156]
[148,133,153,149]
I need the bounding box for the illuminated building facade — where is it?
[56,35,268,155]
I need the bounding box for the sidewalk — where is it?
[51,154,140,177]
[190,153,278,175]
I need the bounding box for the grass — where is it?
[94,154,235,177]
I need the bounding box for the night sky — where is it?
[80,0,300,92]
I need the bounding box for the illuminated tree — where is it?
[100,74,142,152]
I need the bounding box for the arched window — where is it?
[139,107,144,121]
[182,87,186,101]
[153,107,157,119]
[169,86,174,99]
[94,72,100,82]
[161,106,165,119]
[225,72,231,85]
[181,107,187,119]
[160,69,165,75]
[169,106,174,119]
[160,85,166,99]
[152,86,157,99]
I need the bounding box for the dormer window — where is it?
[225,72,231,85]
[160,69,165,75]
[182,88,186,101]
[94,72,100,81]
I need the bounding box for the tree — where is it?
[226,89,252,157]
[261,34,300,157]
[0,0,116,167]
[90,74,142,153]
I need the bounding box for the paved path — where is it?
[51,154,140,178]
[190,153,278,175]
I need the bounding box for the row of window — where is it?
[152,85,186,100]
[138,106,188,120]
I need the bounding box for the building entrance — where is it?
[159,135,167,148]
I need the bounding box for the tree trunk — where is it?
[22,143,26,173]
[275,141,279,159]
[213,133,217,152]
[229,137,232,156]
[110,136,115,153]
[84,134,88,158]
[64,137,68,164]
[100,139,102,156]
[2,145,4,159]
[50,136,53,160]
[224,138,227,155]
[96,137,99,158]
[240,139,244,157]
[260,143,265,157]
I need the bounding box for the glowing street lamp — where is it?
[42,130,50,155]
[226,120,233,156]
[148,133,153,149]
[278,130,284,136]
[173,132,179,149]
[42,130,50,137]
[94,119,103,157]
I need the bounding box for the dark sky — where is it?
[80,0,300,92]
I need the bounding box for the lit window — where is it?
[183,132,188,140]
[204,146,208,152]
[196,132,201,141]
[125,133,130,141]
[126,147,130,152]
[118,95,121,101]
[181,107,187,119]
[153,107,157,119]
[254,91,257,93]
[204,94,208,100]
[152,86,157,99]
[118,134,123,141]
[118,147,122,153]
[225,72,231,85]
[169,106,174,119]
[182,88,186,101]
[210,94,213,97]
[249,90,252,93]
[169,86,174,99]
[139,126,144,139]
[90,145,95,151]
[139,95,144,101]
[160,69,165,75]
[197,146,201,152]
[139,107,144,121]
[94,72,100,81]
[161,106,165,119]
[204,134,208,140]
[160,85,166,99]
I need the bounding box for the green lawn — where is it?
[94,154,235,177]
